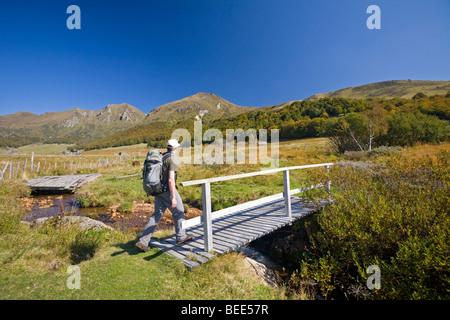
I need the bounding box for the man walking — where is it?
[136,139,192,252]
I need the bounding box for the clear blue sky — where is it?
[0,0,449,115]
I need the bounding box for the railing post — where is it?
[283,169,292,218]
[201,182,213,253]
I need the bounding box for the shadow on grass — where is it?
[111,239,165,261]
[143,249,165,261]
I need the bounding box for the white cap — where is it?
[167,139,180,149]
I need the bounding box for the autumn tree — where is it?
[362,101,388,150]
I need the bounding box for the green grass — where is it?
[0,143,74,155]
[76,175,149,208]
[1,139,334,300]
[0,177,293,300]
[0,227,289,300]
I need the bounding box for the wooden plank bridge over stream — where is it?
[151,163,333,270]
[25,174,102,193]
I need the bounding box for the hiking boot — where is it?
[177,234,193,244]
[136,241,151,252]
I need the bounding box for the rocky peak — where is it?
[120,109,133,122]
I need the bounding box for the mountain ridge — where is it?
[2,80,449,148]
[144,92,256,123]
[305,80,450,101]
[0,93,256,148]
[0,103,144,128]
[0,103,146,147]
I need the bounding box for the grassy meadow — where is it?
[0,138,449,300]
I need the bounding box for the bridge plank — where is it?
[150,197,330,269]
[26,174,102,193]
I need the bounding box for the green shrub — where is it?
[296,151,450,299]
[384,113,449,146]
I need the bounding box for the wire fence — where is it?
[0,152,142,181]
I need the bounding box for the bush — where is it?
[329,111,449,154]
[297,151,450,299]
[366,146,402,157]
[384,113,449,147]
[343,150,366,161]
[343,147,402,161]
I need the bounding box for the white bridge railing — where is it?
[180,163,333,253]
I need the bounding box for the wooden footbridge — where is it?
[25,174,102,193]
[151,163,333,270]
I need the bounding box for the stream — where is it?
[21,194,153,231]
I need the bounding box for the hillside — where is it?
[305,80,450,100]
[77,80,450,150]
[207,90,450,148]
[144,92,256,123]
[76,93,257,150]
[4,80,449,149]
[0,103,146,147]
[1,93,255,149]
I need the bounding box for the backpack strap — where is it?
[162,152,172,161]
[161,152,174,192]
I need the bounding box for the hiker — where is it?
[136,139,193,252]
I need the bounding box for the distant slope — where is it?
[0,103,146,147]
[1,93,255,149]
[76,81,450,150]
[7,81,449,149]
[144,92,256,123]
[306,80,450,100]
[76,93,256,150]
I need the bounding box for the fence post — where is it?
[326,165,331,198]
[201,182,213,253]
[16,161,20,178]
[283,169,292,218]
[15,162,19,179]
[0,162,6,181]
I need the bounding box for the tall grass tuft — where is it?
[69,230,106,264]
[0,180,30,234]
[0,180,127,272]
